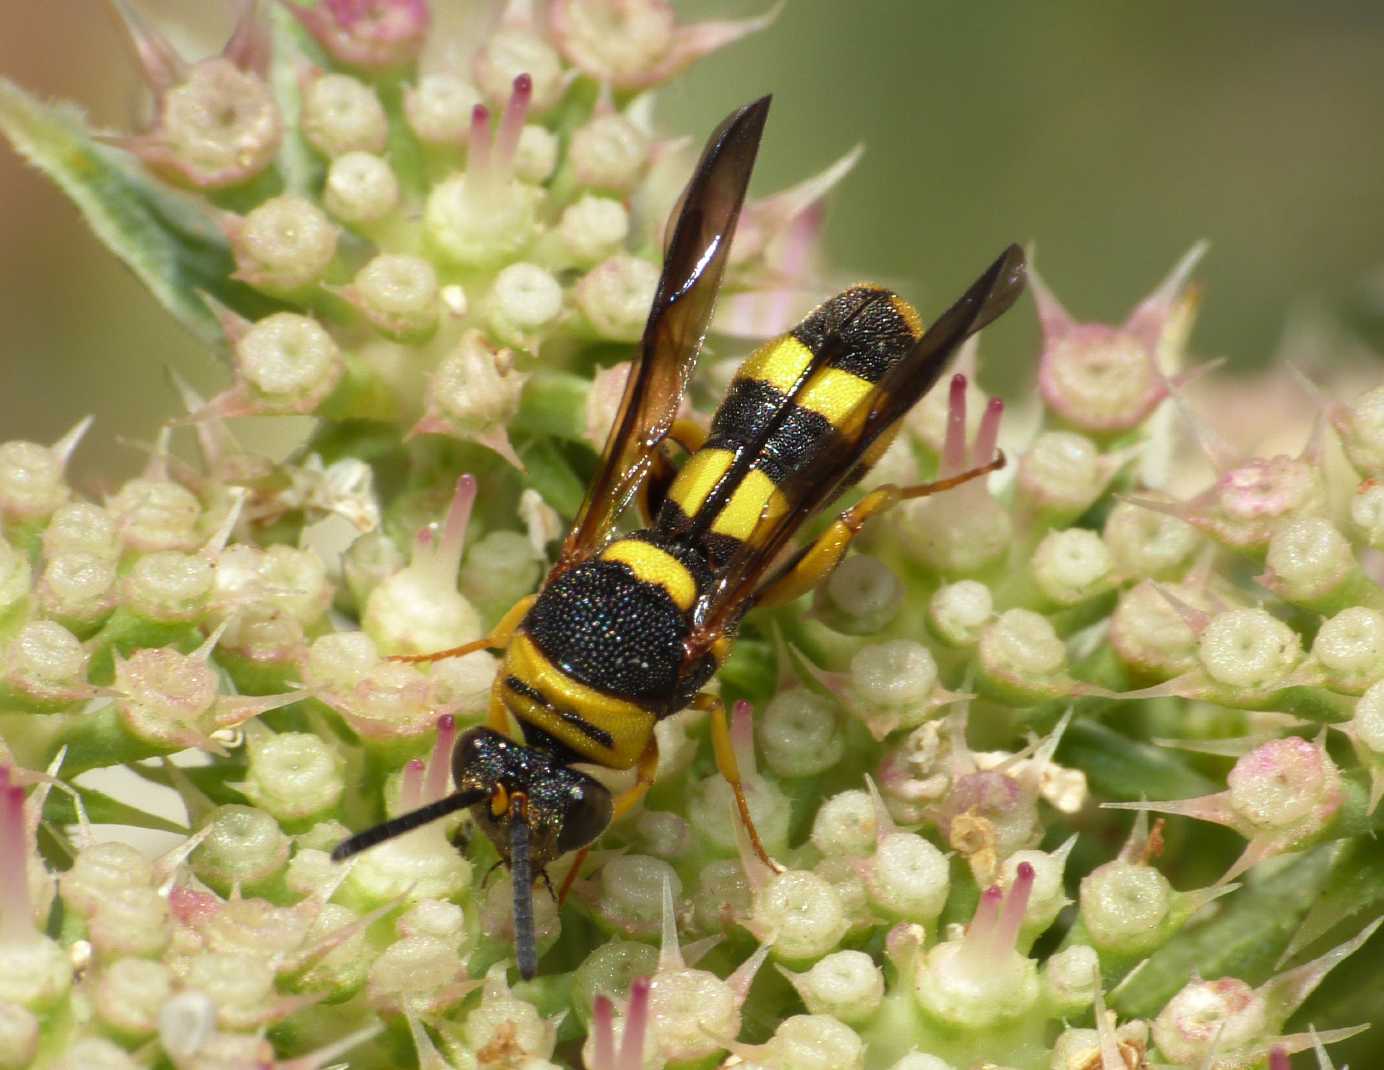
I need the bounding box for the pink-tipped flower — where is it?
[1106,735,1344,884]
[584,977,653,1070]
[1033,242,1206,434]
[912,863,1040,1029]
[109,0,280,189]
[549,0,783,90]
[899,373,1011,575]
[413,332,528,470]
[1151,918,1379,1069]
[288,0,431,73]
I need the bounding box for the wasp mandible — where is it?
[333,95,1027,979]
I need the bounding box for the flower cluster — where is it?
[0,1,1381,1068]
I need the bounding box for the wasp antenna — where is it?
[330,788,486,862]
[510,795,539,980]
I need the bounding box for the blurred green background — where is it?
[3,1,1384,480]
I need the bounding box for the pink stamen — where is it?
[942,373,968,475]
[0,769,32,942]
[619,977,651,1070]
[992,861,1034,957]
[424,714,457,804]
[468,104,493,172]
[592,994,616,1070]
[417,474,477,581]
[495,73,532,174]
[401,758,425,811]
[974,396,1004,468]
[1267,1047,1290,1070]
[968,884,1002,944]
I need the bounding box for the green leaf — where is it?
[41,779,188,836]
[1276,838,1384,964]
[1059,718,1219,802]
[0,78,279,351]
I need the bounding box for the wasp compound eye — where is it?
[555,775,613,856]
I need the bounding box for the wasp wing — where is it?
[691,244,1027,643]
[555,96,770,571]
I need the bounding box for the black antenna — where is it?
[510,796,538,980]
[331,788,486,862]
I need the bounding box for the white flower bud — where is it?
[157,990,217,1061]
[486,261,564,344]
[192,805,291,895]
[354,254,439,340]
[344,824,471,904]
[425,173,540,266]
[0,539,28,617]
[1313,606,1384,693]
[649,966,746,1062]
[1041,329,1157,432]
[426,332,528,438]
[236,313,343,412]
[692,859,752,933]
[1108,580,1201,679]
[816,555,902,635]
[6,619,87,704]
[572,940,658,1017]
[0,936,71,1010]
[0,441,70,521]
[865,832,949,922]
[343,531,405,610]
[153,59,279,189]
[758,691,844,778]
[1353,680,1384,755]
[810,790,877,858]
[514,124,559,183]
[597,854,678,935]
[1043,944,1100,1014]
[1030,528,1113,607]
[463,981,557,1060]
[928,579,992,647]
[60,841,153,917]
[1198,608,1302,690]
[551,0,675,85]
[241,731,345,822]
[1227,735,1337,831]
[125,550,214,622]
[752,869,849,962]
[1016,431,1105,519]
[399,899,468,947]
[233,195,338,294]
[764,1014,865,1070]
[43,501,118,560]
[302,73,389,157]
[55,1038,140,1070]
[1335,384,1384,476]
[0,1003,37,1069]
[789,950,884,1024]
[325,151,400,225]
[368,934,467,1014]
[574,254,659,341]
[979,609,1068,694]
[1103,499,1199,579]
[1079,861,1170,952]
[88,886,171,958]
[1264,516,1355,607]
[291,901,371,999]
[849,640,938,714]
[113,645,218,746]
[559,195,629,265]
[176,951,277,1030]
[886,1055,953,1070]
[458,530,541,621]
[305,631,380,692]
[406,74,481,144]
[901,490,1012,574]
[688,769,790,856]
[569,114,648,192]
[108,478,202,553]
[1350,479,1384,548]
[1151,977,1266,1066]
[474,29,565,111]
[37,550,116,627]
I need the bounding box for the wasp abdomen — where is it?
[656,286,923,563]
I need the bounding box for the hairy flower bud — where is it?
[568,114,648,193]
[230,196,338,295]
[751,869,849,963]
[486,261,564,345]
[1198,608,1301,691]
[353,254,439,341]
[758,691,844,778]
[1103,499,1200,579]
[192,805,290,896]
[1030,528,1114,608]
[815,554,903,635]
[302,73,389,158]
[235,312,344,413]
[574,254,660,341]
[324,151,400,225]
[559,194,630,265]
[108,478,202,553]
[406,73,481,144]
[785,950,884,1025]
[928,579,993,647]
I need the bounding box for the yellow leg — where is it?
[611,736,660,821]
[390,594,537,664]
[638,418,709,525]
[754,454,1006,609]
[693,693,773,868]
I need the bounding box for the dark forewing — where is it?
[691,244,1027,641]
[556,96,771,571]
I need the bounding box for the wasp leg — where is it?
[390,594,538,665]
[753,454,1005,610]
[637,418,709,525]
[693,692,774,868]
[556,737,659,906]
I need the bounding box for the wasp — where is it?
[332,95,1027,979]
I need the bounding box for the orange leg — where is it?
[753,454,1006,609]
[693,692,773,868]
[390,594,537,665]
[556,737,659,905]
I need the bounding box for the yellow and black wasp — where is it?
[333,95,1027,978]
